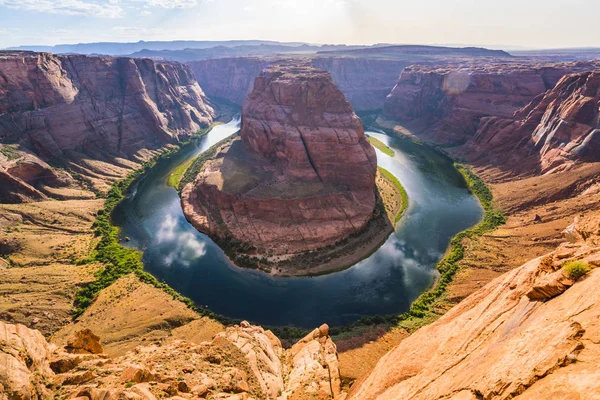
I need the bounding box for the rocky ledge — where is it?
[181,64,385,275]
[0,320,341,400]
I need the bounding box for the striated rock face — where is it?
[347,215,600,400]
[382,61,600,145]
[189,57,267,105]
[0,320,341,400]
[182,65,377,261]
[0,51,214,202]
[463,70,600,176]
[0,51,214,159]
[312,57,408,111]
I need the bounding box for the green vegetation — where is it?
[73,124,239,327]
[329,162,506,338]
[0,144,21,161]
[368,135,395,157]
[168,159,194,187]
[378,166,408,224]
[562,260,592,280]
[177,134,239,192]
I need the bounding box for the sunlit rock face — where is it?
[0,51,215,202]
[462,70,600,175]
[347,214,600,400]
[181,64,378,257]
[0,51,215,159]
[381,61,600,146]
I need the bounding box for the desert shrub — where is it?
[562,260,591,280]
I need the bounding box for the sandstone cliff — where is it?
[0,320,341,400]
[0,51,215,202]
[311,57,408,111]
[189,57,267,106]
[181,65,379,273]
[347,215,600,400]
[461,70,600,177]
[381,61,600,145]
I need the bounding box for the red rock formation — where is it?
[181,65,377,262]
[0,320,341,400]
[188,57,267,105]
[0,51,215,159]
[0,51,215,202]
[311,57,408,111]
[382,61,600,145]
[462,70,600,176]
[347,215,600,400]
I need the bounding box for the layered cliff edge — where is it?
[459,70,600,177]
[381,61,600,147]
[181,64,382,275]
[0,51,215,202]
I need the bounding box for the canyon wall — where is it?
[462,70,600,176]
[0,51,215,202]
[382,61,600,146]
[311,57,407,111]
[188,57,267,105]
[181,65,378,268]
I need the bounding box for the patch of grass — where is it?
[177,134,239,192]
[377,166,408,224]
[168,159,193,187]
[562,260,591,280]
[368,135,395,157]
[0,144,21,161]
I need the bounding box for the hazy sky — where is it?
[0,0,598,49]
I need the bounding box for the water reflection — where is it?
[112,120,483,328]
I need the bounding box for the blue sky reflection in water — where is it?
[112,119,483,328]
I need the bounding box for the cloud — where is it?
[140,9,151,15]
[112,26,165,36]
[137,0,197,8]
[0,0,124,18]
[157,214,207,267]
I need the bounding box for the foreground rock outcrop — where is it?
[0,51,215,202]
[381,61,600,146]
[347,215,600,400]
[0,320,341,400]
[181,65,379,274]
[462,70,600,176]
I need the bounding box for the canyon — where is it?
[2,44,600,400]
[181,64,382,275]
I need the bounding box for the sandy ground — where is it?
[52,274,224,357]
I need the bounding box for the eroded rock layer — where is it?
[462,70,600,176]
[382,61,600,145]
[0,51,215,202]
[347,215,600,400]
[182,65,377,259]
[0,320,341,400]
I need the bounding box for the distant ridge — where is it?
[317,45,512,58]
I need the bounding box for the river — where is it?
[112,117,483,328]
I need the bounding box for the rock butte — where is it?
[181,64,379,269]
